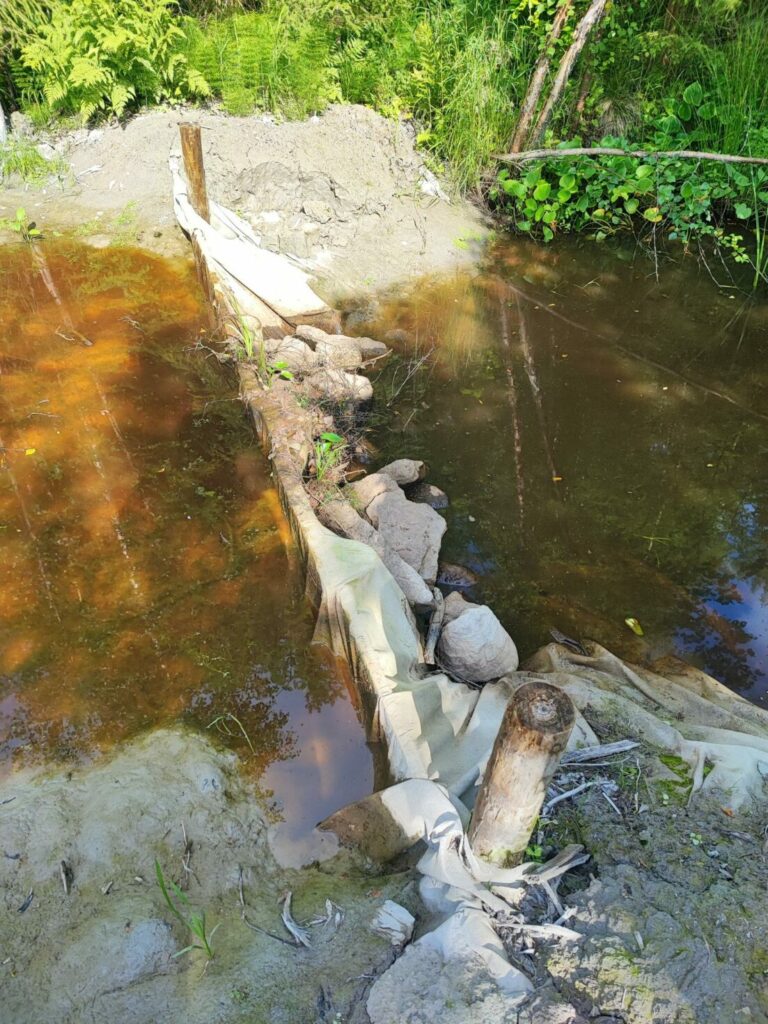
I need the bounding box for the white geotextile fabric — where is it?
[170,165,768,1007]
[170,158,329,319]
[378,780,536,1000]
[526,643,768,807]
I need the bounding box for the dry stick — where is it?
[469,681,575,866]
[495,146,768,166]
[509,0,575,153]
[179,123,210,223]
[424,587,444,664]
[528,0,611,149]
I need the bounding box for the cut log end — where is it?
[516,682,575,735]
[469,680,575,866]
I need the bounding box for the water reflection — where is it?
[0,240,372,829]
[360,237,768,702]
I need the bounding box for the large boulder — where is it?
[437,606,518,683]
[367,488,445,585]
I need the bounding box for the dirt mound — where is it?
[1,104,487,297]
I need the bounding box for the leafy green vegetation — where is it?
[5,0,209,121]
[0,205,42,241]
[0,137,66,183]
[1,0,766,270]
[155,858,220,959]
[313,431,346,482]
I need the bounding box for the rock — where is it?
[265,336,319,373]
[302,199,334,223]
[315,337,364,370]
[349,472,399,512]
[36,143,57,162]
[305,367,373,405]
[367,488,445,585]
[442,592,479,625]
[317,497,434,610]
[10,112,33,138]
[406,480,449,510]
[295,323,331,348]
[437,606,518,682]
[378,459,427,486]
[356,336,391,360]
[437,562,478,589]
[367,943,527,1024]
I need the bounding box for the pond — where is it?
[359,236,768,704]
[0,240,373,834]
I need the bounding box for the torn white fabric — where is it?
[372,901,415,946]
[170,158,330,320]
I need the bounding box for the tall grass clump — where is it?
[698,13,768,156]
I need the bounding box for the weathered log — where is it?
[509,0,574,153]
[495,146,768,167]
[469,680,575,866]
[528,0,610,149]
[179,123,210,223]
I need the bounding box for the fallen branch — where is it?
[495,146,768,166]
[509,0,574,153]
[528,0,610,148]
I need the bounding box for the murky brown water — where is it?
[360,237,768,703]
[0,240,372,829]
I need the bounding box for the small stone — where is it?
[349,472,399,512]
[437,606,518,683]
[295,324,331,349]
[305,368,373,405]
[378,459,427,486]
[406,481,449,509]
[437,562,478,589]
[442,591,479,625]
[315,337,364,370]
[265,336,318,373]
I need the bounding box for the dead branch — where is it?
[495,146,768,166]
[529,0,610,148]
[509,0,575,153]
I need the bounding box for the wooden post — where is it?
[469,680,575,866]
[179,123,210,223]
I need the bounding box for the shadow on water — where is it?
[0,239,372,831]
[356,236,768,704]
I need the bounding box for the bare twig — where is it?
[496,147,768,166]
[424,587,444,664]
[528,0,610,147]
[509,0,575,152]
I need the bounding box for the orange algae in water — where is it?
[0,240,372,832]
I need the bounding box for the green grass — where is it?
[0,137,66,184]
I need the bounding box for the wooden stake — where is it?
[179,123,210,223]
[469,680,575,866]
